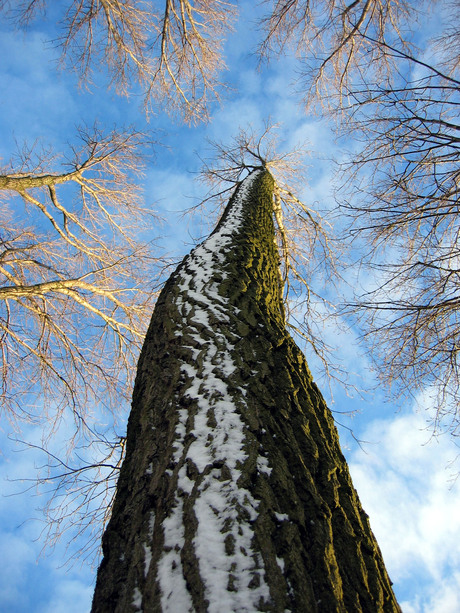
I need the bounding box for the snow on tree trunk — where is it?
[91,169,401,612]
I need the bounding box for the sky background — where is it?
[0,2,459,612]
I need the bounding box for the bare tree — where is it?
[258,0,414,107]
[338,44,460,437]
[197,124,349,387]
[259,1,460,436]
[1,0,236,123]
[0,125,163,437]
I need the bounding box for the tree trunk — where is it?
[91,169,401,612]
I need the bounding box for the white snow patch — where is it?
[132,586,142,611]
[158,171,271,611]
[157,498,194,612]
[257,455,272,476]
[143,543,152,578]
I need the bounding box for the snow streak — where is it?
[156,170,270,612]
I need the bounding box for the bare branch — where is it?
[1,1,236,123]
[0,125,165,437]
[258,0,414,109]
[10,431,126,567]
[197,123,346,387]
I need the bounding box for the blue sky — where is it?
[1,2,459,612]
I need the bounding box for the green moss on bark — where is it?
[92,170,400,613]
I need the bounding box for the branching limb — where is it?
[197,123,347,388]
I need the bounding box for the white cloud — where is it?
[423,572,460,613]
[400,572,460,613]
[348,396,460,612]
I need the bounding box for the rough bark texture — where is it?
[91,170,401,612]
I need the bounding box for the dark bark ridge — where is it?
[92,169,401,612]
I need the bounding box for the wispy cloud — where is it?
[348,393,460,612]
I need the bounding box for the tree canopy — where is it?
[0,0,459,608]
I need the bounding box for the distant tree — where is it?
[91,168,400,613]
[258,0,414,104]
[339,48,460,437]
[259,0,460,436]
[0,125,161,436]
[1,0,236,123]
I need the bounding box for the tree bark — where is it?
[91,169,401,612]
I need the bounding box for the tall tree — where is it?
[2,0,456,586]
[91,169,400,612]
[3,0,457,459]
